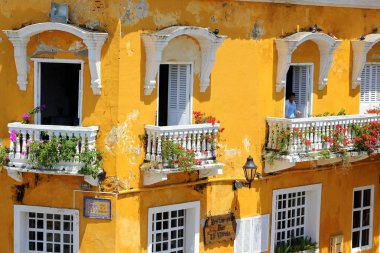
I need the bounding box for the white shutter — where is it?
[167,64,191,126]
[292,66,310,117]
[360,64,380,114]
[235,218,252,253]
[234,215,270,253]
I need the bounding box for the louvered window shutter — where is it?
[234,215,269,253]
[292,66,309,116]
[235,218,252,253]
[167,64,191,126]
[360,64,380,114]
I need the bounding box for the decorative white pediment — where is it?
[275,32,342,92]
[351,34,380,89]
[141,26,226,95]
[3,22,108,95]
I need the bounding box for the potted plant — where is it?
[275,237,318,253]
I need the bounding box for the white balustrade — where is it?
[267,114,380,155]
[7,122,99,169]
[144,123,220,163]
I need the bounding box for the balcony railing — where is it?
[266,114,380,156]
[7,122,99,172]
[144,123,220,164]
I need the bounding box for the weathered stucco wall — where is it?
[1,0,380,253]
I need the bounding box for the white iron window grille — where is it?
[14,205,79,253]
[270,184,321,253]
[151,209,186,252]
[148,201,200,253]
[274,191,306,244]
[352,186,374,252]
[27,212,74,252]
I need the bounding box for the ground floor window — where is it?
[352,186,374,252]
[14,205,79,253]
[270,184,321,252]
[148,201,200,253]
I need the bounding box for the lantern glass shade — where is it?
[243,156,258,186]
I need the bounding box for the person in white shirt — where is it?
[285,92,302,118]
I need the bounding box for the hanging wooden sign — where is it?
[204,213,236,245]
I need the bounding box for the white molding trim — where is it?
[147,201,200,253]
[3,22,108,95]
[237,0,380,9]
[14,205,79,253]
[141,26,226,95]
[270,183,322,253]
[351,34,380,89]
[275,32,342,92]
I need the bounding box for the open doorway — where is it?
[158,63,192,126]
[34,61,82,126]
[285,64,313,118]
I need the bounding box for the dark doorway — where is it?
[158,64,169,126]
[40,63,81,126]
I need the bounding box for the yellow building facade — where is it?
[1,0,380,252]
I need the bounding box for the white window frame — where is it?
[351,185,374,253]
[283,63,314,118]
[270,183,321,253]
[32,58,84,126]
[14,205,79,253]
[147,201,200,253]
[156,61,194,126]
[359,62,380,114]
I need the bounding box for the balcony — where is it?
[265,114,380,173]
[143,123,224,185]
[4,122,99,185]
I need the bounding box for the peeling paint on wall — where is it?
[104,110,142,165]
[162,36,201,75]
[153,10,180,29]
[31,40,87,58]
[126,41,134,56]
[251,20,264,39]
[121,0,149,25]
[243,136,251,152]
[68,41,85,51]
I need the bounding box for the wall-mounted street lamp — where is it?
[233,156,262,190]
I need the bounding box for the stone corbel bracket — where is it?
[351,34,380,89]
[141,26,226,95]
[275,32,342,92]
[3,22,108,95]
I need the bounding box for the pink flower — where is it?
[21,151,25,156]
[10,130,17,142]
[22,113,30,119]
[3,156,9,161]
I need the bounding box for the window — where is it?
[270,184,321,253]
[14,205,79,253]
[33,59,83,126]
[148,201,200,253]
[285,64,313,118]
[158,64,192,126]
[360,64,380,114]
[352,186,374,252]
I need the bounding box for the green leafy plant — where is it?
[0,146,10,167]
[161,140,201,173]
[275,237,317,253]
[79,147,103,178]
[27,136,102,177]
[28,136,60,169]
